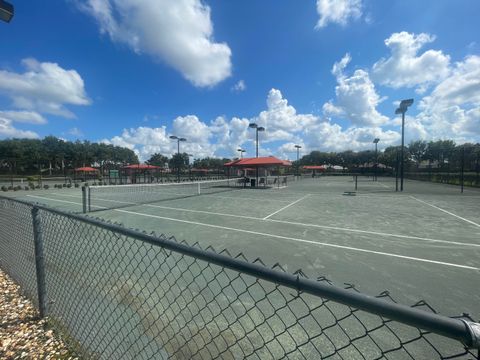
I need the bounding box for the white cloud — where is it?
[103,87,404,161]
[231,80,246,92]
[0,117,39,139]
[68,127,84,137]
[315,0,362,29]
[416,55,480,139]
[255,89,318,138]
[372,32,450,91]
[323,54,389,126]
[305,120,399,152]
[0,110,47,124]
[420,55,480,110]
[0,58,90,118]
[79,0,232,87]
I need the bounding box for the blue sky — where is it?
[0,0,479,160]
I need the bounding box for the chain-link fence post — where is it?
[31,206,47,318]
[82,185,87,213]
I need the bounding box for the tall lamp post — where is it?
[373,138,380,181]
[188,154,194,180]
[169,135,187,182]
[294,145,302,177]
[0,0,14,23]
[237,148,246,159]
[395,99,414,192]
[248,123,265,186]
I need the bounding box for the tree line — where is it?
[0,136,138,175]
[2,136,479,176]
[146,153,230,173]
[296,140,480,172]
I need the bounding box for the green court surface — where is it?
[7,176,480,320]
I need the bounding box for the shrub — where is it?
[74,183,79,188]
[35,185,41,189]
[67,183,72,188]
[43,184,49,189]
[1,186,7,192]
[13,186,21,191]
[26,176,39,182]
[8,186,14,190]
[24,186,29,191]
[29,182,35,189]
[62,183,67,187]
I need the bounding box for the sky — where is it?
[0,0,479,161]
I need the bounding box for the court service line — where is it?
[377,181,391,189]
[26,195,107,209]
[263,194,311,220]
[144,204,480,248]
[32,194,480,247]
[409,196,480,229]
[115,209,480,271]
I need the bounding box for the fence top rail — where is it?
[0,194,478,349]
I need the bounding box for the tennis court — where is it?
[7,175,480,321]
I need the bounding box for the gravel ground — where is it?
[0,269,79,359]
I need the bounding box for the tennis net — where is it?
[84,178,242,212]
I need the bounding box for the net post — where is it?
[355,175,358,190]
[82,185,87,213]
[31,207,47,318]
[87,185,91,212]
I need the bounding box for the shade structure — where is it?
[224,156,291,167]
[123,164,161,170]
[74,167,98,172]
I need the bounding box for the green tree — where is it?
[146,153,169,167]
[408,140,427,167]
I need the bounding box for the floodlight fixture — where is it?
[249,123,258,129]
[373,138,380,144]
[257,126,265,132]
[179,137,187,142]
[0,0,14,23]
[169,135,178,140]
[399,98,414,109]
[237,148,246,158]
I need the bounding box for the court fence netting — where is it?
[82,177,291,213]
[0,195,479,359]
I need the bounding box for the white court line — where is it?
[263,194,311,220]
[409,195,480,229]
[48,193,480,247]
[115,209,480,271]
[146,204,260,221]
[377,181,391,189]
[26,195,107,209]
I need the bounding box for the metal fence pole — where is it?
[31,207,47,318]
[355,175,358,190]
[82,185,87,213]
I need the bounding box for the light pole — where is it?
[248,123,265,186]
[188,154,194,180]
[0,0,14,23]
[395,99,414,192]
[169,135,187,182]
[294,145,302,177]
[373,138,380,181]
[237,148,246,159]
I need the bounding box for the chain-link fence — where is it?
[0,196,479,359]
